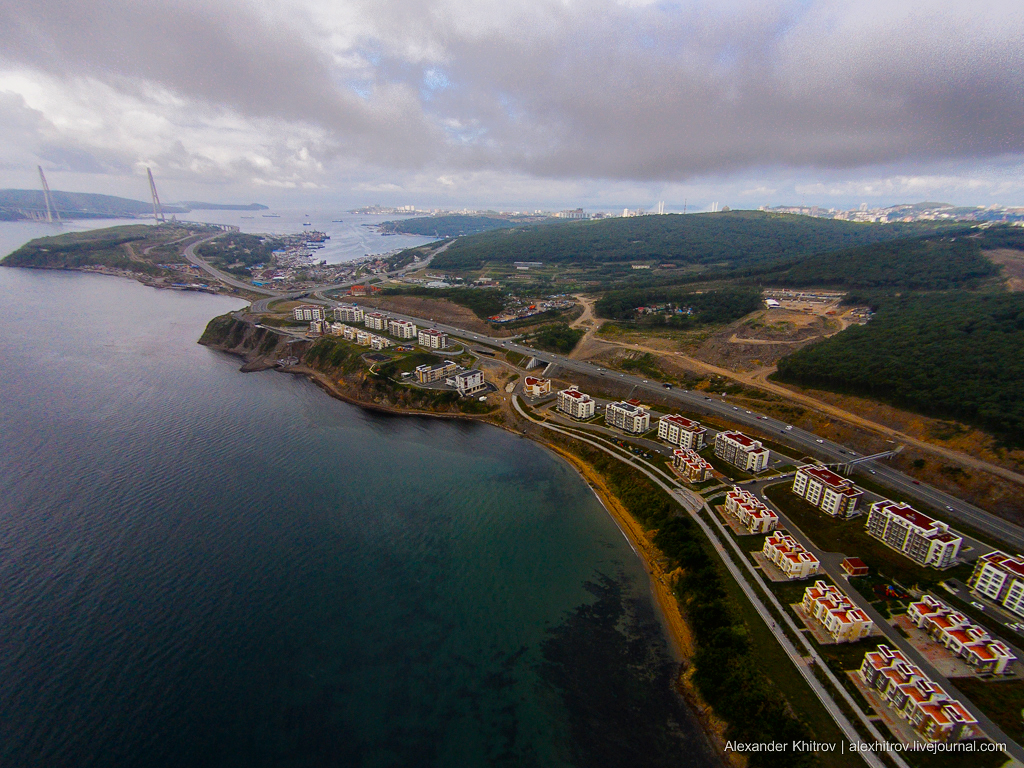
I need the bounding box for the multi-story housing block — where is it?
[793,465,863,518]
[388,319,418,339]
[333,304,365,323]
[762,531,820,579]
[308,320,325,335]
[415,360,458,384]
[523,377,551,397]
[801,580,874,643]
[968,550,1024,617]
[418,328,448,349]
[724,486,778,534]
[908,594,1016,674]
[369,335,391,351]
[859,645,977,743]
[605,401,650,434]
[714,431,769,473]
[447,369,486,396]
[364,312,389,331]
[657,415,707,450]
[556,386,595,420]
[355,330,372,346]
[293,304,325,321]
[330,322,346,336]
[342,325,357,340]
[865,501,961,568]
[673,449,713,484]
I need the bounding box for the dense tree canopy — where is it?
[596,287,762,326]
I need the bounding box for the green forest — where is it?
[596,287,762,327]
[526,323,585,353]
[197,232,283,273]
[378,214,535,237]
[431,210,945,271]
[774,292,1024,444]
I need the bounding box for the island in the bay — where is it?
[6,207,1024,768]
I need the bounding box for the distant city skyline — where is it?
[1,1,1022,210]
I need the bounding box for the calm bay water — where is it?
[0,260,717,767]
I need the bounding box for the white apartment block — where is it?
[447,369,486,396]
[355,330,372,346]
[330,322,345,336]
[388,319,418,339]
[364,312,389,331]
[724,486,778,534]
[416,360,457,384]
[657,415,707,450]
[968,550,1024,617]
[605,401,650,434]
[418,328,448,349]
[293,304,325,321]
[369,335,391,351]
[523,376,551,397]
[865,501,962,568]
[342,325,357,340]
[859,645,977,743]
[792,465,863,518]
[908,594,1015,675]
[672,449,713,484]
[801,580,874,643]
[333,304,364,323]
[762,531,820,579]
[713,431,769,473]
[308,320,325,335]
[556,386,595,420]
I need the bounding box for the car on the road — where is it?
[912,480,921,485]
[642,379,648,383]
[705,397,712,401]
[663,383,672,389]
[745,410,752,414]
[869,470,876,474]
[785,425,793,431]
[971,601,986,611]
[733,407,739,410]
[815,439,824,443]
[946,505,954,511]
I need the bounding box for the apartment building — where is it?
[907,594,1016,675]
[364,312,389,331]
[330,322,346,336]
[968,550,1024,617]
[865,501,962,568]
[355,330,372,346]
[293,304,325,321]
[724,486,778,534]
[792,465,863,518]
[713,431,769,473]
[418,328,448,349]
[415,360,458,384]
[801,580,874,643]
[657,414,707,450]
[369,336,391,351]
[556,386,596,420]
[605,401,650,434]
[308,320,325,336]
[859,645,977,743]
[523,377,551,397]
[388,319,418,339]
[342,325,357,340]
[447,369,486,396]
[673,449,713,484]
[762,531,820,579]
[333,304,364,323]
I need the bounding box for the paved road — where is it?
[182,235,279,296]
[313,301,1024,553]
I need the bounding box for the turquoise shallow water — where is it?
[0,265,718,768]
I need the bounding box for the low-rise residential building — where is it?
[657,415,707,450]
[801,580,874,643]
[330,322,345,336]
[673,449,713,484]
[308,319,325,335]
[415,360,458,384]
[714,431,769,473]
[370,335,391,351]
[724,486,778,534]
[523,376,551,397]
[605,401,650,434]
[333,304,364,323]
[418,328,448,349]
[865,501,962,568]
[907,594,1016,675]
[556,386,596,420]
[968,550,1024,617]
[342,325,357,340]
[859,645,978,743]
[293,304,325,321]
[388,319,417,339]
[355,330,372,346]
[447,369,487,396]
[841,557,869,577]
[364,312,389,331]
[792,465,863,518]
[762,531,820,579]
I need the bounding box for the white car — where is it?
[971,602,985,611]
[815,439,824,443]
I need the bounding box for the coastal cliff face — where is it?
[198,314,301,372]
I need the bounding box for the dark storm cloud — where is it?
[2,0,1023,183]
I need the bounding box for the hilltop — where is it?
[0,189,268,220]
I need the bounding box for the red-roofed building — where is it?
[556,386,595,420]
[906,594,1015,674]
[714,431,769,473]
[763,531,820,579]
[841,557,869,577]
[673,449,714,484]
[792,465,863,518]
[801,580,874,643]
[658,414,707,450]
[968,550,1024,618]
[523,376,551,397]
[865,500,962,568]
[724,486,778,534]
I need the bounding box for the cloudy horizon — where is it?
[1,0,1023,211]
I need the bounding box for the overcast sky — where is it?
[1,0,1023,211]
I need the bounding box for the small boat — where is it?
[302,221,312,226]
[332,219,344,223]
[262,214,280,218]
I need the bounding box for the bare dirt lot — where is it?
[353,295,508,336]
[984,248,1024,292]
